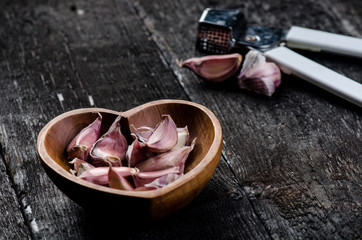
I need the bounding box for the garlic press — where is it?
[196,8,362,107]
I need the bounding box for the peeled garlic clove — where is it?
[181,53,242,82]
[78,166,136,185]
[136,138,196,172]
[69,158,95,176]
[90,116,128,167]
[67,113,102,161]
[145,115,178,152]
[108,164,134,191]
[171,126,190,150]
[238,50,281,96]
[126,135,147,167]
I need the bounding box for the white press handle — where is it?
[286,26,362,58]
[264,47,362,107]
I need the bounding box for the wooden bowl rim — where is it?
[37,99,222,199]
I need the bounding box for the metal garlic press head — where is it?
[196,8,287,53]
[195,8,362,107]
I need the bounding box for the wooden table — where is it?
[1,0,361,239]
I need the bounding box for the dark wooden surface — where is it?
[1,0,361,239]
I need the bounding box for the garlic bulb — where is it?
[182,53,242,82]
[237,50,281,96]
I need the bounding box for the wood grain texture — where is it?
[134,0,362,239]
[0,0,361,239]
[0,153,30,239]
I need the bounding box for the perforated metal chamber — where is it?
[196,9,286,54]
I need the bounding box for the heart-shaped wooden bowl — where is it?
[37,99,222,220]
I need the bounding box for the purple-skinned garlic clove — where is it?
[126,135,147,167]
[133,166,181,188]
[144,173,182,189]
[108,164,134,191]
[67,113,102,161]
[237,50,281,96]
[145,115,178,152]
[130,125,154,143]
[69,158,95,176]
[78,166,137,186]
[90,116,128,167]
[182,53,243,82]
[136,138,196,172]
[171,127,190,150]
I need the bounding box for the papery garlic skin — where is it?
[78,166,137,186]
[182,53,242,82]
[108,164,134,191]
[171,127,190,150]
[69,158,95,176]
[67,113,102,161]
[133,166,181,188]
[238,50,266,77]
[237,50,281,96]
[130,125,154,143]
[136,138,196,172]
[145,115,178,152]
[126,135,147,167]
[90,116,128,167]
[145,173,182,189]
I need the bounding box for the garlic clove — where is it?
[136,138,196,172]
[133,166,181,188]
[237,50,281,96]
[144,173,182,189]
[67,113,102,161]
[238,62,281,96]
[171,126,190,150]
[130,125,154,143]
[181,53,242,82]
[178,138,196,173]
[108,164,134,191]
[78,166,137,185]
[238,50,266,77]
[126,135,147,167]
[90,116,128,167]
[145,115,178,152]
[69,158,95,176]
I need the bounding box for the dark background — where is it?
[0,0,361,239]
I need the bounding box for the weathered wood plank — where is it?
[0,0,361,239]
[134,0,362,239]
[0,0,267,239]
[0,153,30,239]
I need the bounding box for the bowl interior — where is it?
[123,101,216,173]
[43,110,119,173]
[42,101,217,181]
